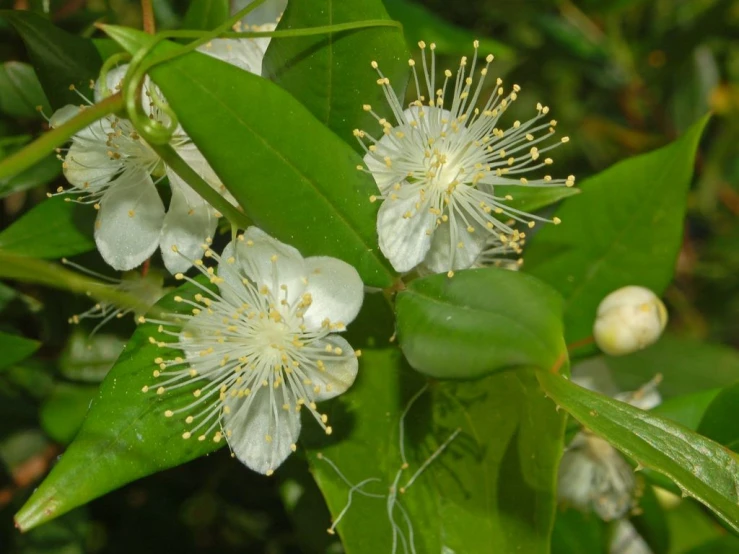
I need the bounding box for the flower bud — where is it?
[593,286,667,356]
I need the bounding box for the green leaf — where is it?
[14,282,220,531]
[651,389,721,431]
[0,61,50,118]
[396,267,566,379]
[384,0,515,60]
[538,370,739,533]
[60,332,125,383]
[0,148,61,199]
[0,197,95,259]
[0,330,40,371]
[632,484,670,554]
[307,348,565,553]
[40,384,98,444]
[605,334,739,397]
[525,115,710,346]
[263,0,409,149]
[0,10,103,110]
[697,383,739,452]
[552,509,608,554]
[103,26,395,288]
[498,185,581,217]
[182,0,229,30]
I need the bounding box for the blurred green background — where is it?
[0,0,737,552]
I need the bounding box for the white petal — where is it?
[215,241,246,305]
[198,39,265,74]
[238,0,286,27]
[175,143,235,205]
[49,105,82,129]
[302,256,364,330]
[63,140,121,190]
[422,216,485,274]
[223,387,301,475]
[95,169,165,270]
[309,335,359,402]
[364,134,402,194]
[160,171,218,274]
[235,227,307,303]
[377,192,435,273]
[94,65,129,102]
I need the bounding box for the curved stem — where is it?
[0,251,159,317]
[0,93,124,183]
[149,142,251,229]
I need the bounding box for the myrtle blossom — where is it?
[356,40,574,276]
[198,0,287,75]
[51,65,233,274]
[142,227,364,475]
[557,369,661,521]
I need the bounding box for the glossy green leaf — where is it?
[182,0,229,30]
[0,330,40,371]
[697,383,739,452]
[14,281,220,531]
[384,0,515,60]
[40,384,98,445]
[0,61,50,118]
[538,370,739,533]
[0,10,103,110]
[498,184,581,217]
[651,389,721,431]
[525,115,710,346]
[0,148,60,199]
[396,267,566,379]
[263,0,409,148]
[104,26,395,288]
[0,197,95,259]
[307,348,565,553]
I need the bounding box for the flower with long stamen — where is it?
[356,40,575,276]
[50,65,233,274]
[142,227,364,475]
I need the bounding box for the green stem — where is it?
[170,20,402,40]
[0,93,124,183]
[0,251,156,317]
[149,142,251,229]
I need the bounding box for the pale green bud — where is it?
[593,286,667,356]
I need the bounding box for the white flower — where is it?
[356,40,575,276]
[557,371,661,521]
[51,65,232,274]
[143,227,364,475]
[198,0,287,76]
[594,286,668,356]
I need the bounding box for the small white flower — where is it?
[51,65,233,274]
[198,0,287,76]
[357,40,574,276]
[144,227,364,475]
[594,286,668,356]
[557,372,661,521]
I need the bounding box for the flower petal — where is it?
[223,387,301,475]
[160,171,218,274]
[198,39,266,74]
[377,191,435,273]
[63,140,121,190]
[422,215,486,274]
[302,256,364,330]
[175,143,235,206]
[235,227,307,303]
[308,335,359,402]
[95,168,165,270]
